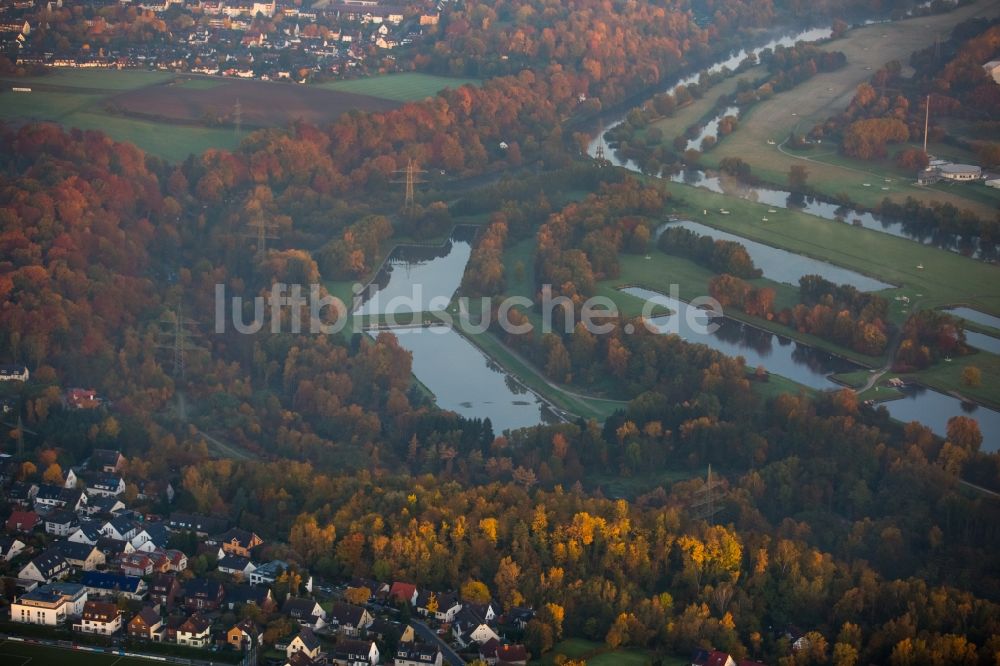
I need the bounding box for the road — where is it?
[409,620,466,666]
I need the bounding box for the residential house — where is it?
[87,495,126,516]
[131,523,170,552]
[331,639,379,666]
[8,481,38,506]
[388,581,418,606]
[149,573,182,608]
[74,600,122,635]
[44,509,79,536]
[285,653,318,666]
[0,535,26,561]
[66,388,100,409]
[35,485,86,512]
[177,613,212,648]
[19,549,70,583]
[502,606,534,630]
[11,582,88,625]
[166,512,227,536]
[68,519,103,545]
[63,468,78,489]
[90,449,125,473]
[416,591,462,623]
[453,615,500,648]
[370,618,414,644]
[6,510,40,533]
[81,571,147,601]
[51,540,106,571]
[287,626,322,661]
[283,596,327,629]
[88,475,126,498]
[119,552,155,577]
[227,618,262,650]
[691,650,737,666]
[217,553,256,577]
[395,644,443,666]
[184,577,225,611]
[94,536,135,561]
[206,527,263,557]
[129,606,164,641]
[327,602,373,636]
[468,601,501,625]
[148,549,187,573]
[224,583,275,613]
[0,364,29,381]
[480,641,528,666]
[248,558,287,586]
[100,516,138,541]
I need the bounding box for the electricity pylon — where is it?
[393,159,426,212]
[689,464,725,523]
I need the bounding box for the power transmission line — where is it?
[156,301,207,383]
[689,464,725,523]
[243,211,279,260]
[392,159,426,212]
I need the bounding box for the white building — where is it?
[938,164,982,181]
[74,600,122,635]
[983,60,1000,85]
[11,583,88,625]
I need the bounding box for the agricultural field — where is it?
[316,72,480,101]
[0,69,401,162]
[110,76,398,128]
[699,0,1000,217]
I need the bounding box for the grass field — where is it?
[533,638,687,666]
[0,69,174,90]
[901,349,1000,409]
[316,72,480,102]
[0,71,240,161]
[0,640,161,666]
[658,179,1000,319]
[699,0,1000,218]
[0,68,401,162]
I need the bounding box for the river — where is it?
[589,18,1000,443]
[623,286,862,390]
[658,220,892,290]
[370,326,559,432]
